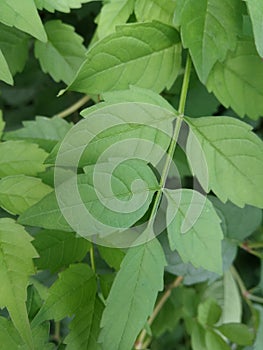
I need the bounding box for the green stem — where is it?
[55,95,90,118]
[239,243,263,259]
[245,241,263,249]
[90,243,96,273]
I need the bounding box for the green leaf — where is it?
[191,323,207,350]
[165,189,223,274]
[0,49,13,85]
[217,323,254,346]
[207,39,263,119]
[254,305,263,350]
[4,116,73,152]
[99,239,166,350]
[175,0,242,82]
[197,299,221,327]
[0,0,47,42]
[0,175,52,215]
[0,23,29,75]
[33,230,90,272]
[0,140,48,178]
[96,0,135,39]
[35,0,97,13]
[0,218,38,349]
[0,111,5,139]
[186,116,263,207]
[135,0,177,25]
[68,21,181,94]
[246,0,263,57]
[205,330,231,350]
[35,20,86,84]
[98,246,125,270]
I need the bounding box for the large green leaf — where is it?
[0,0,47,42]
[33,230,90,272]
[135,0,177,25]
[0,175,52,215]
[99,238,166,350]
[96,0,135,39]
[68,22,181,94]
[246,0,263,57]
[186,116,263,207]
[207,39,263,119]
[0,219,38,349]
[35,20,86,84]
[0,140,47,178]
[35,0,97,13]
[174,0,242,82]
[165,189,223,274]
[0,49,13,85]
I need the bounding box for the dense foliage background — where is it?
[0,1,263,349]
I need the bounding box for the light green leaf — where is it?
[0,218,38,349]
[165,189,223,274]
[191,323,207,350]
[0,23,29,75]
[175,0,242,82]
[35,20,86,84]
[246,0,263,57]
[0,0,47,42]
[0,49,13,85]
[33,230,90,272]
[96,0,135,39]
[99,239,166,350]
[98,246,125,270]
[197,299,221,327]
[4,116,73,152]
[217,323,254,346]
[254,305,263,350]
[0,111,5,139]
[0,175,52,215]
[0,140,48,178]
[68,22,181,94]
[135,0,177,25]
[205,330,231,350]
[186,116,263,207]
[207,39,263,119]
[35,0,97,13]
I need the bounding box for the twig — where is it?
[55,95,90,118]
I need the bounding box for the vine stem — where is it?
[55,95,90,118]
[135,276,183,349]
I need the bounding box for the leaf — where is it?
[0,23,29,75]
[33,230,90,272]
[68,21,181,94]
[0,0,47,42]
[99,239,166,350]
[0,49,13,85]
[0,140,48,178]
[186,116,263,207]
[197,299,221,327]
[207,39,263,119]
[217,323,254,346]
[175,0,242,82]
[98,246,125,270]
[246,0,263,57]
[191,323,207,350]
[35,20,86,84]
[135,0,177,26]
[0,175,52,215]
[205,330,231,350]
[165,189,223,274]
[0,218,38,349]
[35,0,97,13]
[4,116,73,152]
[96,0,135,39]
[254,305,263,350]
[0,111,5,139]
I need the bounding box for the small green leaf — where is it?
[33,230,90,272]
[205,330,231,350]
[217,323,254,346]
[186,116,263,207]
[165,189,223,274]
[35,20,86,84]
[99,239,166,350]
[0,218,39,349]
[98,246,125,270]
[197,299,221,327]
[135,0,177,25]
[68,21,181,94]
[0,49,13,85]
[246,0,263,57]
[35,0,97,13]
[0,140,48,178]
[0,0,47,42]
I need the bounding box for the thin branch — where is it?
[55,95,90,118]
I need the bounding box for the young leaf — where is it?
[217,323,254,346]
[96,0,135,39]
[207,39,263,119]
[35,20,86,84]
[35,0,97,13]
[0,0,47,42]
[33,230,90,272]
[0,218,39,349]
[175,0,242,82]
[197,299,221,327]
[68,22,181,94]
[0,141,47,178]
[0,49,13,85]
[0,175,52,215]
[246,0,263,57]
[99,239,166,350]
[186,116,263,208]
[135,0,177,26]
[165,189,223,274]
